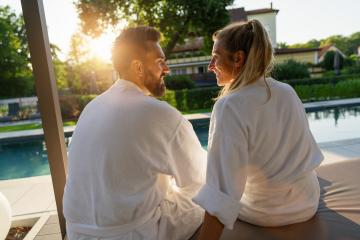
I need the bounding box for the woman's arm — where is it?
[198,212,224,240]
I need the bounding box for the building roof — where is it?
[274,48,320,55]
[318,44,346,60]
[318,44,334,59]
[228,7,247,22]
[245,8,279,15]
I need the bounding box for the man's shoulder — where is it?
[142,96,183,120]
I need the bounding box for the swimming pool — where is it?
[0,105,360,180]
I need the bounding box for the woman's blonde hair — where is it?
[213,19,274,99]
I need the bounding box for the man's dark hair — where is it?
[112,26,161,75]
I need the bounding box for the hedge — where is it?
[283,73,360,86]
[60,78,360,118]
[294,79,360,102]
[163,78,360,111]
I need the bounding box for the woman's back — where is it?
[205,78,323,226]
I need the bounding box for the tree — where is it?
[75,0,234,56]
[321,51,344,71]
[320,35,349,55]
[277,42,289,49]
[290,39,320,49]
[0,5,34,98]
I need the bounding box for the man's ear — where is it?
[234,50,246,68]
[131,60,144,77]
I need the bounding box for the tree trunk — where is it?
[164,17,191,57]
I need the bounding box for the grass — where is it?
[0,120,77,133]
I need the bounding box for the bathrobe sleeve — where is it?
[165,117,207,196]
[193,99,249,230]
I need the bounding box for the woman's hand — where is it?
[198,211,224,240]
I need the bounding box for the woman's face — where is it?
[208,40,237,86]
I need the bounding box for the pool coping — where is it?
[1,97,360,142]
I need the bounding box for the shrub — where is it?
[343,64,360,75]
[59,95,96,120]
[161,87,219,111]
[164,75,195,90]
[294,78,360,102]
[283,73,360,86]
[271,60,310,80]
[164,78,360,111]
[320,51,344,71]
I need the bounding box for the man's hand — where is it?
[198,211,224,240]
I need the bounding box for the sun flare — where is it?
[88,32,118,62]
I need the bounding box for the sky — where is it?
[2,0,360,61]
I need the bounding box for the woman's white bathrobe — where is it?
[193,78,324,229]
[63,79,206,240]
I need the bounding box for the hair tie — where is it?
[245,22,253,31]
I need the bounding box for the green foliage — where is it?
[161,87,219,111]
[321,51,344,71]
[277,42,289,49]
[290,32,360,56]
[294,79,360,102]
[0,5,34,98]
[164,78,360,112]
[65,57,113,94]
[164,75,195,90]
[283,73,360,86]
[320,35,349,55]
[343,65,360,75]
[271,60,310,80]
[59,94,97,120]
[75,0,233,56]
[290,39,320,49]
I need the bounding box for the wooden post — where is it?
[20,0,68,238]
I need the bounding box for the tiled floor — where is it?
[0,175,56,218]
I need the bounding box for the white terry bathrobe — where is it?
[63,79,206,240]
[193,78,324,230]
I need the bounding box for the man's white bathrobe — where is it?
[193,78,324,230]
[63,79,206,240]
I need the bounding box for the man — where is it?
[63,26,206,240]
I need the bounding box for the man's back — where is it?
[63,80,206,239]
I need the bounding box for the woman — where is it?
[193,20,324,240]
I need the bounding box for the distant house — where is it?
[274,48,320,65]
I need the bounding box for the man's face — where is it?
[142,42,169,97]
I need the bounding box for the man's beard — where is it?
[144,70,166,97]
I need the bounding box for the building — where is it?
[168,5,344,85]
[274,48,320,64]
[168,5,279,85]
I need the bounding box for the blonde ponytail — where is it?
[214,20,274,99]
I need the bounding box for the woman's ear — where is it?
[234,50,246,69]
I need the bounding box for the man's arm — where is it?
[198,212,224,240]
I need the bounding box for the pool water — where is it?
[1,105,360,180]
[193,106,360,148]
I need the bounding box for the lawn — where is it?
[0,121,77,133]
